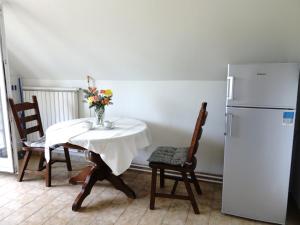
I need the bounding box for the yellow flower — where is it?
[104,89,113,96]
[87,96,94,104]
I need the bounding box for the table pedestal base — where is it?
[69,151,136,211]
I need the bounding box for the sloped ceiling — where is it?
[3,0,300,80]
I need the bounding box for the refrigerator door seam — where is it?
[227,105,295,110]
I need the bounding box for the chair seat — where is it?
[148,146,188,166]
[24,136,45,148]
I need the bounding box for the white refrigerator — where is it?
[222,63,299,225]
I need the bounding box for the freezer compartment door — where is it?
[222,107,295,224]
[226,63,299,108]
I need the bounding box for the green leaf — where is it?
[83,89,90,94]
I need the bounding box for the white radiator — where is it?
[22,86,79,141]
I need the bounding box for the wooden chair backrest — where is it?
[187,102,208,163]
[9,96,44,141]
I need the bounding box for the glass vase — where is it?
[95,107,105,126]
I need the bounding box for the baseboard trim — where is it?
[130,163,223,184]
[51,151,223,184]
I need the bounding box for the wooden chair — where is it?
[9,96,72,187]
[148,102,208,214]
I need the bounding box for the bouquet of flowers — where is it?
[83,77,113,125]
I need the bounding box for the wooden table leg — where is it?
[70,151,136,211]
[106,174,136,199]
[72,166,99,211]
[69,166,93,185]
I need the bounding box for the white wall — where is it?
[3,0,300,80]
[22,79,226,175]
[3,0,300,175]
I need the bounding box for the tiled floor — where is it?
[0,160,299,225]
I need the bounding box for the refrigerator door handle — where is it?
[225,113,233,136]
[227,76,234,100]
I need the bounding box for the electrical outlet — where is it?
[11,85,17,91]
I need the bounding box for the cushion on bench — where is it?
[24,136,45,148]
[148,146,189,166]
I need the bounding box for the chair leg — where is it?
[150,167,157,210]
[64,147,72,171]
[160,168,165,188]
[171,179,179,195]
[45,161,51,187]
[190,171,202,195]
[38,152,45,171]
[182,172,200,214]
[45,152,52,187]
[18,150,32,182]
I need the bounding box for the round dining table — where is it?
[45,117,151,211]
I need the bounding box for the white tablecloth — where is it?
[45,117,152,175]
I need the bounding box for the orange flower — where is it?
[104,98,109,104]
[100,89,112,97]
[104,89,113,96]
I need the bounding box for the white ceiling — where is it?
[3,0,300,80]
